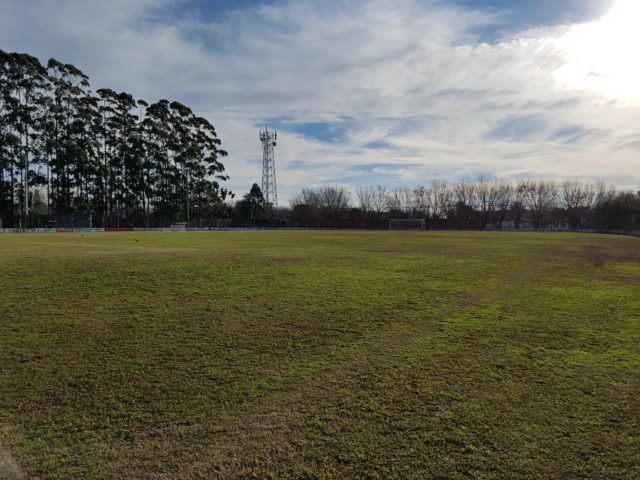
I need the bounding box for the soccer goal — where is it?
[389,218,426,230]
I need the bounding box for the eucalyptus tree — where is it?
[0,49,12,225]
[125,98,148,226]
[96,88,119,224]
[113,91,138,222]
[133,98,151,225]
[95,89,141,226]
[47,59,92,213]
[0,50,232,228]
[144,99,177,224]
[169,101,195,221]
[169,103,229,224]
[190,115,230,223]
[2,52,49,227]
[72,85,100,216]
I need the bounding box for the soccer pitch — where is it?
[1,231,639,479]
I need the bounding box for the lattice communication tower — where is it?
[259,127,278,208]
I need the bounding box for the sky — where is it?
[1,0,638,203]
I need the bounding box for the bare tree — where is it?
[525,180,558,228]
[397,187,415,216]
[561,180,595,229]
[493,179,513,229]
[317,185,350,219]
[290,187,320,209]
[593,181,616,208]
[511,180,529,229]
[428,180,451,219]
[453,178,475,208]
[292,179,630,231]
[290,185,350,224]
[371,185,387,219]
[354,185,375,220]
[413,185,430,217]
[475,176,500,229]
[385,189,402,214]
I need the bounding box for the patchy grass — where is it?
[0,231,639,479]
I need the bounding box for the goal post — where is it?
[389,218,426,230]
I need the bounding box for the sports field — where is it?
[1,231,639,479]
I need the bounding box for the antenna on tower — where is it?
[259,126,278,209]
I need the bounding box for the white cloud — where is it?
[1,0,638,202]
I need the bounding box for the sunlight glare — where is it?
[555,0,640,102]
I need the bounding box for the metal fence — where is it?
[1,227,638,236]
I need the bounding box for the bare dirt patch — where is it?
[0,444,23,480]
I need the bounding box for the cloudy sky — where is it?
[2,0,638,202]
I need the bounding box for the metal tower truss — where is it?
[259,127,278,208]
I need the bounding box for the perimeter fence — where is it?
[1,227,638,236]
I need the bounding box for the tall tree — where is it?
[0,50,231,228]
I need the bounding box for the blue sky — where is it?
[171,0,615,41]
[1,0,637,202]
[454,0,613,25]
[175,0,613,26]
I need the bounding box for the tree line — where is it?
[278,178,640,231]
[0,50,230,228]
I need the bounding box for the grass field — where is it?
[0,231,639,479]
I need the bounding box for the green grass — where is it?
[1,231,639,479]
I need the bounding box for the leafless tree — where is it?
[385,189,402,213]
[493,179,514,229]
[354,185,376,220]
[453,178,475,208]
[561,180,590,209]
[290,186,350,222]
[593,181,616,208]
[371,185,387,218]
[413,185,430,217]
[428,180,451,219]
[511,180,529,229]
[317,185,351,218]
[398,187,415,215]
[525,180,558,228]
[474,176,501,229]
[293,178,631,230]
[289,188,320,209]
[561,180,596,228]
